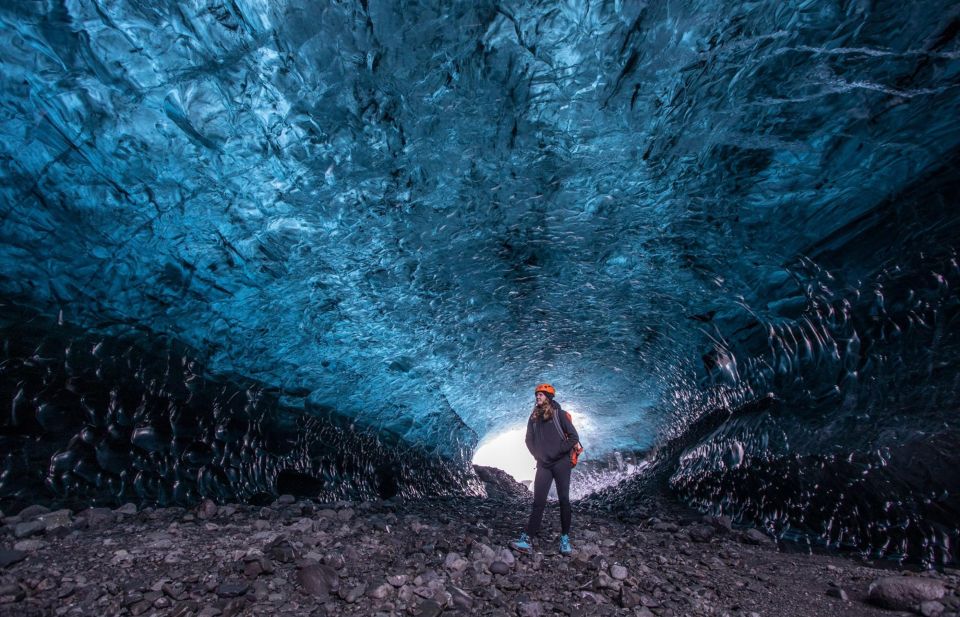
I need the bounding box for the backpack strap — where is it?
[551,404,566,439]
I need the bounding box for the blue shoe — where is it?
[559,534,572,555]
[510,531,533,553]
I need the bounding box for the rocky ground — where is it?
[0,469,957,617]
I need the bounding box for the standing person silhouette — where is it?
[510,383,580,555]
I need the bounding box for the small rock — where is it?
[80,507,115,528]
[448,585,472,610]
[170,601,199,617]
[594,571,617,590]
[296,564,339,597]
[610,564,628,580]
[444,552,468,572]
[266,538,297,563]
[827,587,849,601]
[161,582,187,601]
[641,594,661,608]
[741,528,774,546]
[338,583,366,603]
[0,582,24,602]
[337,508,355,521]
[415,599,443,617]
[13,520,45,539]
[17,505,50,520]
[921,601,946,617]
[496,548,516,567]
[0,550,27,568]
[490,561,510,575]
[13,539,45,552]
[197,499,218,520]
[38,509,72,531]
[115,503,138,516]
[689,524,716,543]
[470,542,496,563]
[367,582,393,599]
[216,581,248,598]
[868,576,945,610]
[704,514,733,532]
[387,574,407,587]
[275,495,296,506]
[619,587,642,609]
[517,600,544,617]
[651,520,678,533]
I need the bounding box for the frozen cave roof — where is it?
[1,0,959,457]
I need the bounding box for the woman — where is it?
[510,383,579,555]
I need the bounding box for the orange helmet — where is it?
[534,383,556,398]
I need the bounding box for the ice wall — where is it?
[0,303,483,512]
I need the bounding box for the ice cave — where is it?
[1,0,959,576]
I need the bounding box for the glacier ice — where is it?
[1,0,959,563]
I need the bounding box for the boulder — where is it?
[868,576,945,611]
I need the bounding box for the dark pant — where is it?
[525,460,572,536]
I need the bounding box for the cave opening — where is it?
[471,426,535,488]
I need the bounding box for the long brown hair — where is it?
[531,398,554,421]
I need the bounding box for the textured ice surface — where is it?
[0,304,483,511]
[1,1,959,562]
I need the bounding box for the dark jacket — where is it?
[525,400,580,467]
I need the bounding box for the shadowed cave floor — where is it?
[1,483,957,617]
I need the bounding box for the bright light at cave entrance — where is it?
[472,427,536,486]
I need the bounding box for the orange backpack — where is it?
[553,409,585,467]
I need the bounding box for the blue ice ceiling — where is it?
[2,0,960,560]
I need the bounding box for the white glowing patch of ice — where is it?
[472,427,536,486]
